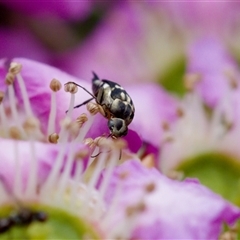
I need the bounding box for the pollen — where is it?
[50,78,62,92]
[64,82,78,94]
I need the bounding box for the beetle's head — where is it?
[108,118,128,138]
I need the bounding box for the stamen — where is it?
[99,149,120,199]
[13,62,33,117]
[25,139,37,198]
[76,113,88,128]
[23,117,42,139]
[125,202,146,216]
[0,91,8,136]
[74,115,95,142]
[7,82,20,127]
[5,72,15,85]
[48,79,62,136]
[9,62,22,75]
[70,151,89,203]
[64,82,78,94]
[9,127,22,140]
[40,135,69,197]
[55,142,76,203]
[141,154,155,168]
[48,133,59,143]
[144,182,156,193]
[86,102,101,115]
[183,73,201,91]
[13,140,22,199]
[87,151,107,189]
[58,117,71,142]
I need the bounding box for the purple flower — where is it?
[0,58,239,239]
[187,37,240,107]
[0,58,179,156]
[159,2,240,37]
[102,160,240,239]
[56,2,185,85]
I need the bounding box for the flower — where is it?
[0,58,239,239]
[102,160,240,239]
[0,58,180,159]
[56,2,185,86]
[187,37,240,107]
[159,81,240,205]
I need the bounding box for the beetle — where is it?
[68,72,135,138]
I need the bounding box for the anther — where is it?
[50,79,62,92]
[183,73,201,91]
[64,82,78,94]
[141,154,155,168]
[115,139,126,149]
[9,126,22,139]
[74,149,89,159]
[162,121,170,131]
[60,117,72,129]
[84,138,95,148]
[5,72,15,85]
[176,107,184,117]
[224,68,238,89]
[167,170,184,180]
[86,102,100,115]
[126,202,146,216]
[76,113,88,128]
[67,122,80,137]
[0,91,4,104]
[119,171,129,180]
[9,62,22,75]
[23,117,40,132]
[145,182,156,193]
[48,133,59,143]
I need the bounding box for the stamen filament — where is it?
[40,141,69,197]
[70,160,83,210]
[75,115,95,142]
[87,152,107,190]
[16,72,33,117]
[13,140,22,199]
[55,142,76,202]
[25,139,37,198]
[66,93,75,119]
[0,104,8,137]
[99,150,119,199]
[47,91,57,136]
[8,85,20,127]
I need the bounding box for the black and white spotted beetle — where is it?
[69,72,135,138]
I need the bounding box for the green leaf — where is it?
[177,152,240,206]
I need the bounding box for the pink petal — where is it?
[103,160,240,239]
[187,37,240,107]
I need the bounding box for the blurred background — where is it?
[1,1,240,96]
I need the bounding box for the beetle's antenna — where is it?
[91,152,102,158]
[67,82,96,99]
[92,71,99,82]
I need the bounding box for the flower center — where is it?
[0,61,131,238]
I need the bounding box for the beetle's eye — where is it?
[108,120,114,131]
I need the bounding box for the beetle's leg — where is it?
[73,98,94,109]
[65,97,94,113]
